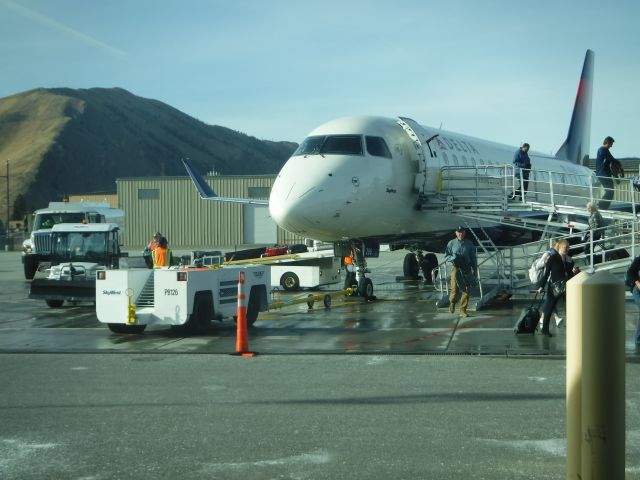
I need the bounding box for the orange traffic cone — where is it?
[235,270,255,357]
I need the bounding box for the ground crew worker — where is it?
[444,226,478,317]
[152,236,172,268]
[144,232,162,268]
[343,250,357,290]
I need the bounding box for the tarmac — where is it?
[2,250,640,479]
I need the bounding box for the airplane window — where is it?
[293,136,325,156]
[294,135,363,156]
[321,135,363,155]
[365,136,392,158]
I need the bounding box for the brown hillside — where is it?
[0,87,297,216]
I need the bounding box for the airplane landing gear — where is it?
[402,250,438,283]
[342,240,375,301]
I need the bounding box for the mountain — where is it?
[0,87,298,216]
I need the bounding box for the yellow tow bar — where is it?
[270,289,354,311]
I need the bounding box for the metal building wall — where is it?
[117,175,305,248]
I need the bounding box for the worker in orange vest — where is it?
[152,236,172,268]
[343,251,356,289]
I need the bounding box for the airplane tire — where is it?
[421,253,439,284]
[45,299,64,308]
[280,272,300,291]
[358,278,374,299]
[403,253,419,278]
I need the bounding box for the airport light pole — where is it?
[1,160,9,248]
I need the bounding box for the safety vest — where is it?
[152,246,172,268]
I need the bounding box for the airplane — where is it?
[184,49,598,299]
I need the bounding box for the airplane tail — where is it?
[555,49,594,165]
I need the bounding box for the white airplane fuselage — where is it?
[269,115,594,244]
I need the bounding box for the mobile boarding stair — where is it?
[425,165,640,309]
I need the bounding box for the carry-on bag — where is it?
[514,292,544,335]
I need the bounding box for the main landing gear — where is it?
[402,250,438,283]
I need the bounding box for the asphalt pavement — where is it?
[2,250,640,479]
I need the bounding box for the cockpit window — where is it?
[293,135,363,156]
[293,136,325,156]
[366,136,392,158]
[321,135,362,155]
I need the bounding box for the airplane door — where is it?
[397,117,436,196]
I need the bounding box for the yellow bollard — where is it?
[566,271,591,479]
[580,271,625,479]
[126,288,137,325]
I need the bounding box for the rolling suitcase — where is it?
[514,292,544,335]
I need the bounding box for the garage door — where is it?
[243,205,277,244]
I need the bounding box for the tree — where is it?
[11,193,28,221]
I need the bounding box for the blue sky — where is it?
[1,0,638,157]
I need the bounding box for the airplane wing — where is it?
[182,158,269,205]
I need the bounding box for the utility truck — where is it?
[96,265,271,334]
[22,201,124,279]
[29,223,124,307]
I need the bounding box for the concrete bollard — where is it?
[566,271,625,479]
[581,271,625,479]
[566,271,591,479]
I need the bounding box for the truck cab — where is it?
[22,201,124,279]
[29,223,124,308]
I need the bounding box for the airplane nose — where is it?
[269,177,315,233]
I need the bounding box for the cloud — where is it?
[1,0,126,58]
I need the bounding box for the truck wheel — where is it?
[186,294,213,334]
[46,299,64,308]
[24,256,39,280]
[246,292,261,326]
[107,323,146,334]
[280,272,300,291]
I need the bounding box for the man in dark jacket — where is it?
[625,256,640,345]
[596,136,617,210]
[512,143,531,199]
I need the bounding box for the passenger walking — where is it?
[625,255,640,345]
[537,239,571,337]
[596,136,618,210]
[585,202,605,254]
[152,236,172,268]
[512,143,531,199]
[444,226,478,317]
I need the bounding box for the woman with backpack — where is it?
[536,239,571,337]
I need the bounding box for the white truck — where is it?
[22,201,124,279]
[96,265,271,334]
[29,223,124,307]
